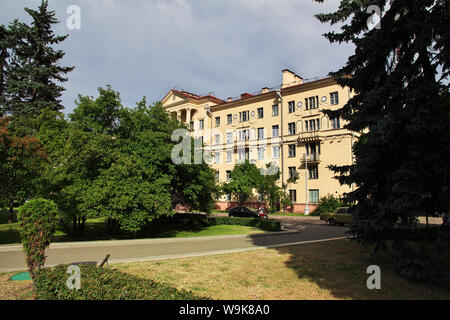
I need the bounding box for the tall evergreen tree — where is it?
[4,0,73,118]
[0,25,10,116]
[314,0,450,247]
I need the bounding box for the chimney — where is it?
[241,93,253,100]
[262,87,270,93]
[282,69,303,88]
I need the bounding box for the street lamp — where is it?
[304,152,310,215]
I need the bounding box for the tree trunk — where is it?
[7,200,14,224]
[78,216,86,237]
[72,216,77,235]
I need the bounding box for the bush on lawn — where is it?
[310,194,345,216]
[210,217,282,231]
[150,214,282,232]
[17,198,59,279]
[34,264,209,300]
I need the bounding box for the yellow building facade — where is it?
[162,69,356,214]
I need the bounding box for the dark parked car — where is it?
[228,206,268,219]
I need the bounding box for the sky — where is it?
[0,0,355,115]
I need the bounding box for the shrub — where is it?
[149,214,282,232]
[17,198,59,278]
[210,217,282,232]
[33,264,208,300]
[311,194,345,216]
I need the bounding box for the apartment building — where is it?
[161,69,356,214]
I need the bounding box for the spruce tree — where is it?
[314,0,450,247]
[5,0,74,118]
[0,25,10,116]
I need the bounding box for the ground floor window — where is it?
[239,194,248,203]
[309,189,319,203]
[289,190,297,203]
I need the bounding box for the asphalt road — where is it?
[0,216,349,273]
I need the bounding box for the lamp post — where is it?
[304,152,310,215]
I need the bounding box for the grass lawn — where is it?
[0,210,266,245]
[1,239,449,300]
[112,239,450,300]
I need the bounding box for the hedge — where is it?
[153,214,281,232]
[210,216,282,231]
[34,264,209,300]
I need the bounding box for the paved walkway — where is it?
[0,216,348,273]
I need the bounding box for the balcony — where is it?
[301,153,321,165]
[297,131,321,144]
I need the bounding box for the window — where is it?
[330,92,339,105]
[309,190,319,203]
[226,132,233,144]
[199,119,204,130]
[226,150,232,163]
[257,107,264,119]
[288,144,296,158]
[288,101,295,113]
[306,142,321,156]
[289,190,297,202]
[239,111,249,122]
[309,165,319,179]
[258,148,265,160]
[305,96,319,110]
[238,148,250,162]
[215,152,221,164]
[272,104,279,116]
[272,125,279,138]
[226,194,232,201]
[272,146,280,159]
[226,170,232,181]
[227,114,232,124]
[258,194,265,202]
[190,121,194,130]
[239,194,248,203]
[288,122,296,135]
[307,119,320,131]
[257,128,265,140]
[331,117,341,129]
[288,167,297,180]
[215,117,220,127]
[238,129,249,141]
[214,134,221,145]
[215,171,220,182]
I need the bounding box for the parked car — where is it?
[320,207,351,226]
[228,206,268,219]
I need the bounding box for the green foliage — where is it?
[2,0,74,118]
[38,86,218,234]
[153,214,282,232]
[33,264,208,300]
[17,198,58,278]
[311,194,345,216]
[0,116,46,217]
[222,161,262,200]
[211,216,282,232]
[315,0,450,247]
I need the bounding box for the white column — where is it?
[186,108,191,125]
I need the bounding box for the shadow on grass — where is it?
[0,211,252,244]
[246,221,450,299]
